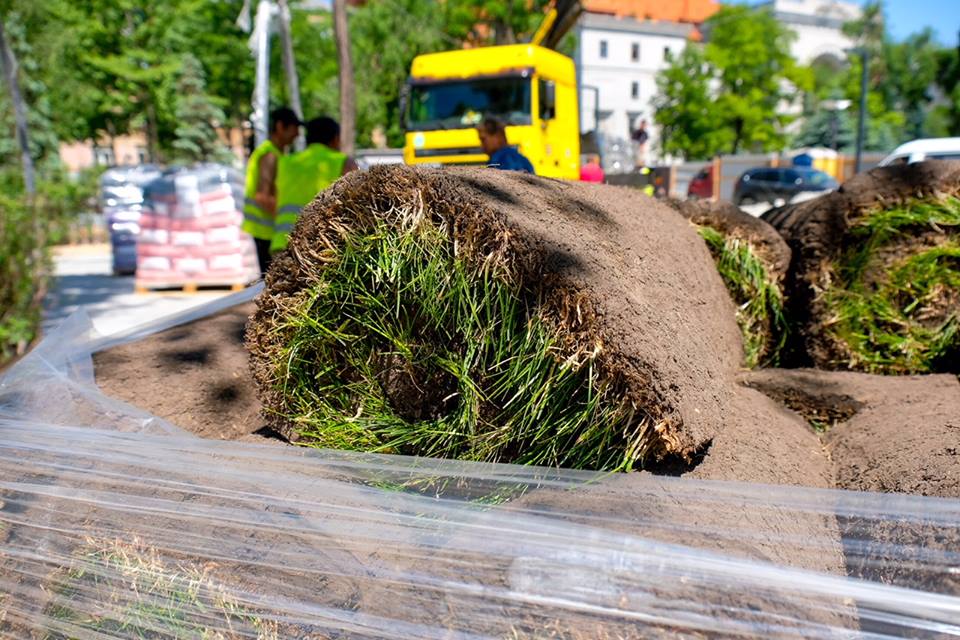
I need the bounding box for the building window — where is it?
[663,46,671,60]
[599,40,608,58]
[631,43,640,62]
[93,146,116,166]
[631,82,639,100]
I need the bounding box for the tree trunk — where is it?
[0,18,35,197]
[106,119,119,164]
[145,97,161,164]
[333,0,355,155]
[276,0,304,150]
[731,118,744,155]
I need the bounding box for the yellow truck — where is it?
[402,44,581,180]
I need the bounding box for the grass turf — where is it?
[821,196,960,373]
[697,226,787,368]
[266,220,651,471]
[44,537,277,639]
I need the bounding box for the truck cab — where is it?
[403,44,580,180]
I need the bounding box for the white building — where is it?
[574,13,700,165]
[764,0,859,65]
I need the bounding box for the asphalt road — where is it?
[43,244,236,337]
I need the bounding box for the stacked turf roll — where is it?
[766,161,960,373]
[247,166,750,471]
[669,199,792,368]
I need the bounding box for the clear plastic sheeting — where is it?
[1,299,960,639]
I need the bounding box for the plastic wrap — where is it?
[2,297,960,638]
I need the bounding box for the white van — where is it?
[879,138,960,166]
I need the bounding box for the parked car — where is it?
[687,167,713,199]
[733,167,838,207]
[879,137,960,166]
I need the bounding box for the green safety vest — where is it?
[270,143,346,253]
[242,140,280,240]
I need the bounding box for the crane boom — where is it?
[530,0,583,50]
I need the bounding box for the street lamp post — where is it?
[854,48,869,174]
[822,98,851,151]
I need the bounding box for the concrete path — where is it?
[43,244,236,337]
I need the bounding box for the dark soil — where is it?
[93,301,270,442]
[762,160,960,369]
[744,368,960,498]
[250,165,745,464]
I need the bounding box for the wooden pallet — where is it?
[135,281,247,294]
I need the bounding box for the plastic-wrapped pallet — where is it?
[136,164,259,291]
[100,165,163,275]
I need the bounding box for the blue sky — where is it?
[884,0,959,43]
[741,1,960,44]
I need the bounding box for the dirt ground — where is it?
[93,301,272,443]
[744,368,960,498]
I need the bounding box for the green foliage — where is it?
[171,54,231,163]
[697,226,787,368]
[0,9,61,171]
[5,0,252,160]
[0,193,47,362]
[654,47,727,161]
[0,163,99,365]
[794,106,857,151]
[823,197,960,373]
[288,0,556,148]
[800,3,958,150]
[654,5,807,159]
[5,0,566,154]
[270,221,646,471]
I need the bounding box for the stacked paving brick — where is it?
[136,165,259,291]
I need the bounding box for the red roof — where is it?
[583,0,719,23]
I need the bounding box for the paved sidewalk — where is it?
[43,244,237,337]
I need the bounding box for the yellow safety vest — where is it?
[242,140,280,240]
[270,143,346,253]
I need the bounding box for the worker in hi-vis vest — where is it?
[243,107,301,275]
[271,116,358,254]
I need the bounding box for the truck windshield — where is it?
[407,76,532,131]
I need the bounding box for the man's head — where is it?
[477,117,508,156]
[269,107,301,147]
[306,117,341,150]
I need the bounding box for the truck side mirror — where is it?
[541,80,556,120]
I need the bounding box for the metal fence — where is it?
[669,151,887,200]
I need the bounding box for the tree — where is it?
[653,5,807,159]
[333,0,355,155]
[0,16,35,195]
[19,0,252,156]
[653,47,728,160]
[885,30,940,139]
[794,107,856,151]
[929,40,960,135]
[798,2,947,151]
[171,54,231,164]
